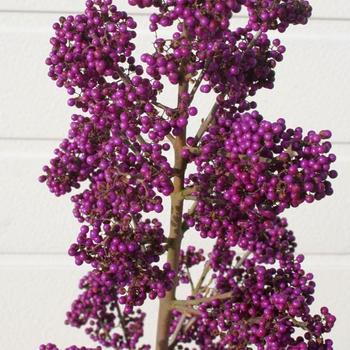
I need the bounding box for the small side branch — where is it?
[168,261,211,347]
[172,291,233,306]
[247,29,262,50]
[137,134,147,146]
[171,305,201,316]
[193,102,219,147]
[169,314,186,349]
[166,134,176,145]
[186,266,195,293]
[116,303,129,345]
[188,61,209,104]
[291,318,309,331]
[174,186,198,201]
[235,251,251,269]
[116,65,132,85]
[194,261,210,292]
[153,101,175,112]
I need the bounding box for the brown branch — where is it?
[171,305,201,316]
[183,316,197,333]
[115,65,132,85]
[181,199,198,233]
[192,102,219,147]
[194,261,211,292]
[187,200,197,216]
[168,261,211,348]
[153,101,175,112]
[155,26,189,350]
[186,266,195,293]
[235,251,251,269]
[137,134,147,146]
[173,186,198,201]
[131,216,138,229]
[291,318,309,330]
[183,195,197,201]
[188,60,209,104]
[172,291,233,306]
[183,146,201,155]
[171,251,251,346]
[116,303,130,346]
[168,314,186,349]
[166,134,176,145]
[157,26,265,350]
[247,29,262,50]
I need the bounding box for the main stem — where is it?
[155,28,263,349]
[155,74,188,349]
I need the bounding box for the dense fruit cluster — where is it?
[246,0,312,32]
[177,254,336,350]
[66,219,175,312]
[65,270,148,348]
[46,1,138,105]
[39,0,337,349]
[183,110,336,238]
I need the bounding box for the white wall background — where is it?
[0,1,349,349]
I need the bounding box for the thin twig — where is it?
[169,314,186,348]
[116,303,129,345]
[186,266,195,293]
[153,101,175,111]
[131,215,138,229]
[183,316,197,333]
[291,318,309,330]
[188,60,209,104]
[171,305,201,316]
[183,146,201,155]
[194,261,211,292]
[181,199,198,233]
[247,29,262,50]
[192,102,219,147]
[173,291,233,306]
[168,260,211,347]
[137,134,147,145]
[188,200,197,216]
[174,186,198,200]
[115,65,132,85]
[183,195,197,201]
[235,251,251,269]
[166,133,176,145]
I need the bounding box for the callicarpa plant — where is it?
[38,0,338,349]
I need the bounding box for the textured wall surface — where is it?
[0,1,349,349]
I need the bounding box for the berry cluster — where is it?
[68,218,175,304]
[39,0,336,349]
[183,110,336,241]
[178,245,206,284]
[47,1,138,103]
[176,254,335,350]
[209,215,296,268]
[66,270,148,348]
[246,0,312,32]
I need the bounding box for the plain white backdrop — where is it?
[0,0,349,349]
